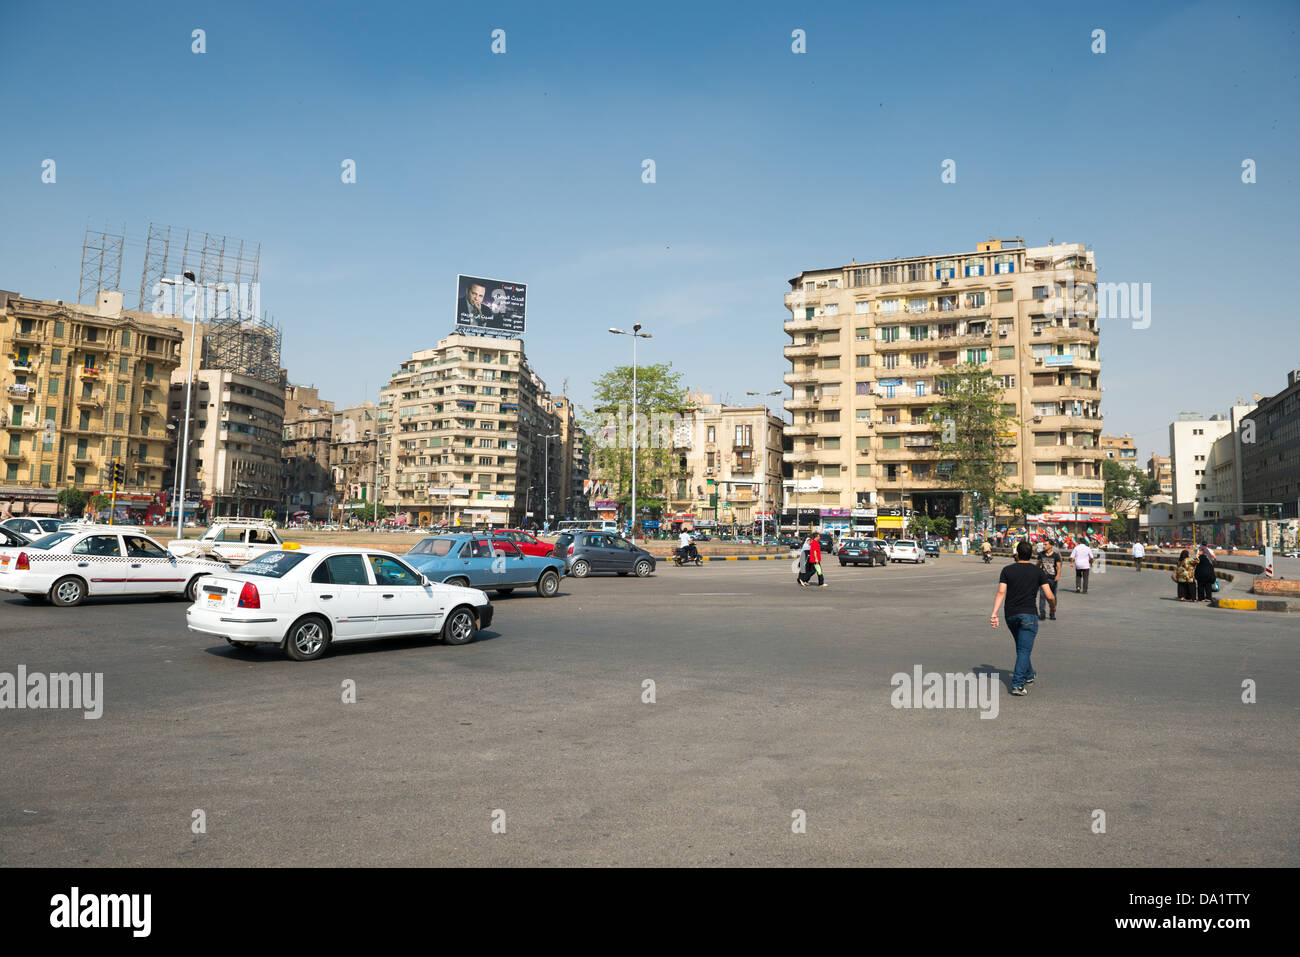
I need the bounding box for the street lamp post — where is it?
[747,390,781,541]
[609,324,652,539]
[161,270,200,539]
[542,433,560,532]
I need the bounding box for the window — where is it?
[54,321,65,338]
[882,436,901,450]
[998,376,1016,389]
[821,357,840,370]
[908,299,927,315]
[114,413,125,429]
[856,354,870,367]
[994,255,1015,275]
[820,330,840,343]
[1032,286,1049,299]
[117,384,127,401]
[48,377,60,395]
[880,299,900,315]
[879,266,899,284]
[966,292,986,307]
[856,381,870,395]
[120,331,131,348]
[855,327,869,339]
[966,349,988,363]
[1035,462,1056,475]
[51,348,61,364]
[998,346,1015,359]
[856,436,871,450]
[821,464,838,477]
[881,353,899,370]
[40,464,51,482]
[907,263,928,282]
[914,381,927,398]
[822,410,840,423]
[822,437,840,450]
[823,303,839,316]
[963,260,985,278]
[854,301,871,314]
[856,464,871,477]
[706,426,715,443]
[936,260,956,280]
[996,289,1014,302]
[119,357,128,374]
[124,537,168,558]
[910,354,928,368]
[909,324,928,340]
[72,535,122,557]
[312,554,370,584]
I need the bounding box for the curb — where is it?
[1210,597,1294,613]
[701,554,794,562]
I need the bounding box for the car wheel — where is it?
[442,606,478,645]
[537,570,560,598]
[50,576,86,607]
[496,588,514,596]
[634,559,653,578]
[447,577,470,588]
[839,559,846,566]
[571,559,591,579]
[185,574,208,602]
[284,615,330,661]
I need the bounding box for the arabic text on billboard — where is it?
[455,275,526,334]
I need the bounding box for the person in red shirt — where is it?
[801,532,826,587]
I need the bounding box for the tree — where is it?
[1103,459,1159,518]
[88,492,109,514]
[999,487,1055,533]
[347,498,388,523]
[56,487,87,518]
[907,514,933,538]
[262,508,276,522]
[930,516,953,539]
[583,362,690,529]
[929,363,1019,521]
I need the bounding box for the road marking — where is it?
[677,592,752,596]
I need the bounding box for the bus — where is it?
[557,519,618,533]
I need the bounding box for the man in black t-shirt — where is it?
[990,540,1057,696]
[1037,542,1062,621]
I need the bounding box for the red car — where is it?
[492,529,554,557]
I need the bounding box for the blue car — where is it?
[404,534,566,598]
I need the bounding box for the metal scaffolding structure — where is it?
[206,309,283,385]
[137,223,260,314]
[78,227,124,304]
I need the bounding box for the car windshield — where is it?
[239,550,309,578]
[841,540,861,547]
[408,537,458,557]
[27,532,74,550]
[38,520,64,532]
[897,540,917,547]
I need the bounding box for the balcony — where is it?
[874,420,934,433]
[8,357,36,373]
[78,365,103,380]
[71,453,95,465]
[75,394,101,409]
[1031,322,1099,343]
[11,328,42,342]
[1027,384,1100,402]
[6,384,35,403]
[1029,444,1106,461]
[783,343,821,358]
[875,446,939,461]
[2,449,23,462]
[782,314,843,334]
[783,369,819,386]
[6,418,38,431]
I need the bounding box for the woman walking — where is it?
[1175,549,1197,601]
[796,535,811,586]
[1194,544,1217,602]
[800,530,826,587]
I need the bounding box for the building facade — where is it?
[281,385,335,519]
[1241,371,1300,521]
[331,402,378,511]
[378,334,560,527]
[1168,404,1255,523]
[2,289,181,520]
[1100,434,1137,462]
[782,238,1104,535]
[1147,454,1173,501]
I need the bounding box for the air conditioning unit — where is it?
[999,329,1008,337]
[1033,415,1042,422]
[929,332,938,339]
[983,329,993,337]
[1034,358,1044,365]
[705,468,714,475]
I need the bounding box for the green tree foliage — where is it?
[583,362,690,524]
[347,498,389,522]
[56,487,87,517]
[999,487,1056,532]
[1102,459,1160,518]
[930,516,953,539]
[262,508,276,522]
[907,514,933,538]
[929,363,1019,515]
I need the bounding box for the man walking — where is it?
[1070,539,1093,593]
[1037,541,1061,620]
[990,540,1058,696]
[1131,539,1145,572]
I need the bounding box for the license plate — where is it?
[207,592,222,602]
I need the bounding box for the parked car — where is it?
[490,528,555,558]
[563,530,656,578]
[167,520,285,567]
[889,539,925,563]
[837,538,886,567]
[1,517,66,540]
[817,532,837,556]
[0,525,227,605]
[0,525,32,548]
[403,534,565,597]
[922,539,941,558]
[185,546,493,660]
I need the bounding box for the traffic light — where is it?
[110,462,126,485]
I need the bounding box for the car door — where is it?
[308,553,377,640]
[450,538,496,586]
[602,535,634,572]
[69,533,127,596]
[368,553,440,636]
[490,539,531,586]
[122,535,188,595]
[579,532,610,571]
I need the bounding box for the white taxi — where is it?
[0,526,228,606]
[185,546,495,661]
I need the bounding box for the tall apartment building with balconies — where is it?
[1,289,181,512]
[782,239,1106,534]
[378,334,560,527]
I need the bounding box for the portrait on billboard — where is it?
[455,275,526,333]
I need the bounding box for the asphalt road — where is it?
[2,554,1296,866]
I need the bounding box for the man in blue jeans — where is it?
[990,540,1058,696]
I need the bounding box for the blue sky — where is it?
[2,0,1297,459]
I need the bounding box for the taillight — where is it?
[567,544,574,556]
[237,582,260,608]
[16,552,30,571]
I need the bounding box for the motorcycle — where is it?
[673,546,704,567]
[982,550,992,564]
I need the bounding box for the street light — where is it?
[609,324,652,539]
[161,270,200,538]
[542,433,560,531]
[747,390,781,541]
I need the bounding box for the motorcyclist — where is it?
[981,539,993,563]
[678,528,700,564]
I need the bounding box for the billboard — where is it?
[455,274,526,334]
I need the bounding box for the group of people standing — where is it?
[796,532,826,587]
[1174,544,1218,602]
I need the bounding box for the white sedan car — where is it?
[888,539,925,563]
[185,546,495,661]
[0,526,227,605]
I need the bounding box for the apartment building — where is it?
[282,385,335,518]
[1241,371,1300,521]
[331,402,378,508]
[1147,454,1173,500]
[782,238,1105,533]
[1168,404,1255,523]
[662,391,784,530]
[378,334,560,527]
[1100,434,1137,462]
[551,396,589,522]
[1,289,181,518]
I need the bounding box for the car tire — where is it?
[442,606,478,645]
[537,570,560,598]
[447,577,470,588]
[50,576,86,607]
[185,574,208,602]
[634,559,653,578]
[839,559,846,566]
[570,560,591,579]
[284,615,330,661]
